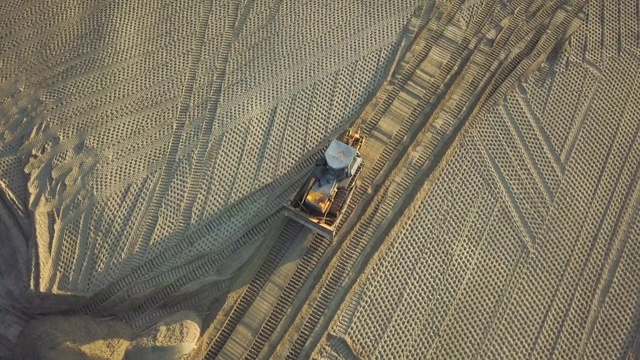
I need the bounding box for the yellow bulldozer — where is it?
[284,128,365,239]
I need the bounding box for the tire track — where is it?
[174,0,241,235]
[113,0,217,282]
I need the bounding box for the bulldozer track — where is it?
[197,3,472,358]
[280,3,585,359]
[196,1,584,358]
[242,233,331,359]
[197,5,468,357]
[203,221,304,360]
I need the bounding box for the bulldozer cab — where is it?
[285,127,366,239]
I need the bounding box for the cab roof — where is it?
[325,139,357,170]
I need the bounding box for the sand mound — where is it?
[124,310,201,360]
[11,315,132,360]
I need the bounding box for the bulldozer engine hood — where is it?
[306,172,335,211]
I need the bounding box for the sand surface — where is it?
[0,0,421,354]
[1,0,639,358]
[315,0,640,358]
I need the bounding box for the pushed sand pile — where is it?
[11,315,132,360]
[10,312,201,360]
[124,310,201,360]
